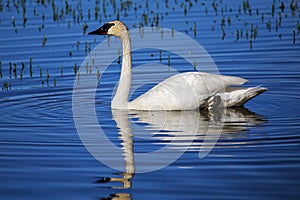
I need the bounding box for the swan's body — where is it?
[129,72,246,110]
[89,21,267,110]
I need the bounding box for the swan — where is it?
[88,21,267,110]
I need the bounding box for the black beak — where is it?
[88,23,115,35]
[88,27,107,35]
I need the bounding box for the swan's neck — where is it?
[112,31,132,109]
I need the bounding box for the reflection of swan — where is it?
[129,107,266,135]
[126,107,266,150]
[95,107,266,199]
[96,110,135,190]
[95,109,135,199]
[88,20,267,110]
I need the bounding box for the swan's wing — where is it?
[128,72,247,110]
[216,86,268,108]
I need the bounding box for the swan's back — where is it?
[128,72,247,110]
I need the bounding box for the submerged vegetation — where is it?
[0,0,299,90]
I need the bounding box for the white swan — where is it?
[88,21,267,110]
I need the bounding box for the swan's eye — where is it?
[103,23,115,32]
[88,23,115,35]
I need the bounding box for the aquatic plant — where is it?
[0,0,299,91]
[42,36,47,47]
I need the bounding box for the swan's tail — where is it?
[207,86,268,110]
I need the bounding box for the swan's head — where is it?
[88,20,128,37]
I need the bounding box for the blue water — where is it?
[1,0,300,199]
